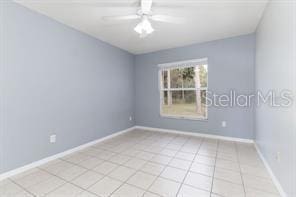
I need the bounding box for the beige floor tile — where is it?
[95,150,116,160]
[2,130,275,197]
[121,149,141,157]
[145,146,164,154]
[178,184,210,197]
[212,179,245,197]
[93,161,118,175]
[127,171,156,189]
[78,157,104,169]
[143,192,161,197]
[46,183,83,197]
[190,163,214,177]
[194,155,216,166]
[55,165,87,181]
[240,164,270,179]
[108,154,131,165]
[210,193,223,197]
[160,149,178,157]
[26,176,65,196]
[160,166,187,182]
[169,158,191,170]
[198,149,217,157]
[88,176,122,196]
[81,148,103,158]
[111,184,145,197]
[243,174,279,194]
[214,167,243,185]
[41,160,74,175]
[109,166,136,181]
[141,162,165,176]
[149,177,181,197]
[124,158,147,170]
[245,188,281,197]
[12,169,54,188]
[217,152,238,162]
[201,143,217,150]
[136,151,156,160]
[133,144,149,151]
[165,143,182,150]
[12,190,34,197]
[184,172,212,191]
[215,159,240,172]
[0,180,25,196]
[175,152,195,161]
[76,191,98,197]
[150,155,172,165]
[180,146,199,154]
[71,170,104,189]
[0,179,11,187]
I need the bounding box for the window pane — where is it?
[162,65,208,89]
[162,90,168,105]
[162,70,168,89]
[170,68,183,88]
[186,65,208,88]
[161,90,207,119]
[199,65,208,88]
[182,67,195,88]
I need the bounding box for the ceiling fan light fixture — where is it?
[134,17,154,37]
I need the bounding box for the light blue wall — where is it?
[0,1,135,173]
[255,1,296,196]
[134,34,256,139]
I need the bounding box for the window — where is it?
[159,58,208,120]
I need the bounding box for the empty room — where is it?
[0,0,295,197]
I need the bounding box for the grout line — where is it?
[9,178,37,197]
[209,140,219,196]
[106,131,186,196]
[38,167,101,197]
[143,133,188,196]
[34,131,154,196]
[236,142,247,197]
[33,132,153,197]
[104,133,159,197]
[175,136,204,196]
[79,130,172,196]
[4,130,269,197]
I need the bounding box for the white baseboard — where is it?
[0,126,136,181]
[254,143,286,197]
[135,125,254,143]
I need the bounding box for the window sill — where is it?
[160,114,208,121]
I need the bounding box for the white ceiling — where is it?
[15,0,268,54]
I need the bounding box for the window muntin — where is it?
[159,61,208,120]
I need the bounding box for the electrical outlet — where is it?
[221,121,227,127]
[129,116,133,121]
[50,134,56,143]
[276,151,281,163]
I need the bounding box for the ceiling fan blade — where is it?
[102,15,140,21]
[141,0,153,14]
[150,15,185,24]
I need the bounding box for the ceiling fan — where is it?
[102,0,184,38]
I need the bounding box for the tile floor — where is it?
[0,129,280,197]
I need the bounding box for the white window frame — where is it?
[158,58,208,120]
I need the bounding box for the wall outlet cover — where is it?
[50,134,56,143]
[222,121,227,127]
